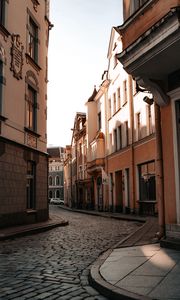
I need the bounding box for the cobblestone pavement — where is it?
[0,206,141,300]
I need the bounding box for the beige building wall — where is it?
[0,0,50,227]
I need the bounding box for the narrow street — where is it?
[0,206,140,300]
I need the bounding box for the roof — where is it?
[87,86,98,102]
[47,147,64,158]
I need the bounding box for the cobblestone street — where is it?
[0,207,140,300]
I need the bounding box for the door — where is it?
[115,170,123,212]
[26,161,36,209]
[97,176,103,211]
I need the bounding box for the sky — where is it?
[47,0,123,147]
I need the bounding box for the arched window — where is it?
[25,71,39,132]
[49,176,52,186]
[56,176,59,186]
[56,190,60,199]
[49,190,52,199]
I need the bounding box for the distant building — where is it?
[0,1,52,228]
[64,145,72,207]
[48,147,64,201]
[70,112,89,209]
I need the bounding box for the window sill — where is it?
[24,127,41,138]
[0,24,10,38]
[26,209,37,214]
[122,101,127,107]
[25,53,41,72]
[0,115,7,122]
[112,108,121,117]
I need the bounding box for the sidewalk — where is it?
[89,216,180,300]
[0,214,68,241]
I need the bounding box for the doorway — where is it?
[26,161,36,209]
[115,170,123,212]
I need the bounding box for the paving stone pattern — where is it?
[0,207,140,300]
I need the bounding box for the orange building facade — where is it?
[118,0,180,241]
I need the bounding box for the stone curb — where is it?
[89,248,152,300]
[0,219,69,241]
[89,219,156,300]
[58,205,146,223]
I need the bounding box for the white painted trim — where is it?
[168,88,180,223]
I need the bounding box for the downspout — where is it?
[154,102,165,238]
[128,75,135,213]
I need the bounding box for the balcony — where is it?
[87,131,105,174]
[118,1,180,106]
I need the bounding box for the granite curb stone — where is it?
[0,215,69,241]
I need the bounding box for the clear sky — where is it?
[47,0,123,147]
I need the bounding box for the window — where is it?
[27,85,37,131]
[118,125,122,150]
[114,128,117,152]
[98,112,101,130]
[113,55,118,68]
[147,105,152,135]
[79,143,82,157]
[125,121,129,146]
[56,190,60,198]
[108,98,111,119]
[28,17,38,62]
[79,165,83,179]
[49,176,52,186]
[0,0,5,26]
[137,112,141,140]
[117,87,121,110]
[49,190,52,199]
[123,80,127,105]
[109,133,112,153]
[26,161,36,209]
[138,161,156,212]
[113,93,116,114]
[56,176,60,186]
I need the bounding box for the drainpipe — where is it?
[128,75,135,213]
[154,102,165,238]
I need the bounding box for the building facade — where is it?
[106,27,156,215]
[64,145,72,207]
[85,27,156,216]
[48,147,64,201]
[118,0,180,240]
[0,0,51,227]
[86,84,109,211]
[70,112,90,209]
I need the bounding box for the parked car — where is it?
[49,198,64,205]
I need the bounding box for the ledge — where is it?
[0,24,10,38]
[25,53,41,72]
[0,115,7,121]
[24,127,41,138]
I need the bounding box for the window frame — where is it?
[108,98,111,119]
[122,79,128,106]
[118,125,122,150]
[113,92,116,114]
[28,16,38,63]
[27,85,37,132]
[117,87,121,110]
[98,111,101,131]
